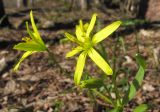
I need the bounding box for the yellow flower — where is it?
[65,14,121,85]
[13,11,47,71]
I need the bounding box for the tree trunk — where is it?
[94,0,100,5]
[145,0,160,21]
[17,0,21,8]
[30,0,34,7]
[0,0,10,27]
[137,0,149,19]
[22,0,28,7]
[79,0,88,10]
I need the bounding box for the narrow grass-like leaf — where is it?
[14,43,46,51]
[92,21,121,45]
[88,48,113,75]
[122,54,146,105]
[121,19,146,27]
[133,104,148,112]
[14,51,34,71]
[80,78,104,89]
[66,46,83,58]
[74,52,87,85]
[92,89,112,104]
[109,108,123,112]
[86,14,97,37]
[108,108,118,112]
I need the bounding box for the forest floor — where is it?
[0,0,159,112]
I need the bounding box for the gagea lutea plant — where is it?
[65,14,147,111]
[13,11,147,112]
[13,11,61,71]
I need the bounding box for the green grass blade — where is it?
[133,104,149,112]
[122,54,146,105]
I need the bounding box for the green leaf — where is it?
[92,21,121,45]
[14,42,46,51]
[108,108,123,112]
[59,37,69,44]
[14,51,35,71]
[122,54,146,105]
[74,52,87,85]
[86,13,97,37]
[133,104,149,112]
[88,48,113,75]
[66,46,83,58]
[92,89,113,104]
[121,19,146,27]
[108,108,118,112]
[30,11,44,45]
[80,78,104,89]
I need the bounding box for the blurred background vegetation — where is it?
[0,0,158,28]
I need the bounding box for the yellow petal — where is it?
[88,48,113,75]
[66,46,83,58]
[14,51,35,71]
[74,52,87,85]
[30,11,44,45]
[76,25,84,42]
[26,22,35,41]
[26,22,46,50]
[86,13,97,37]
[22,37,31,42]
[79,20,84,32]
[92,21,122,45]
[65,32,77,42]
[84,23,89,31]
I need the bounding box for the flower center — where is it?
[82,37,93,51]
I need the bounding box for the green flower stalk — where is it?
[13,11,47,71]
[65,14,121,85]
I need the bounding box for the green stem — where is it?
[92,89,113,105]
[88,89,97,105]
[113,73,121,107]
[46,49,63,73]
[119,37,126,55]
[112,38,122,107]
[98,43,108,62]
[103,85,115,106]
[134,29,140,53]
